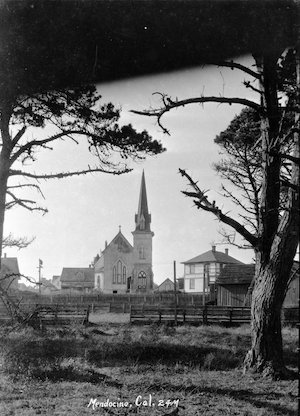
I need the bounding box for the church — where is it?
[93,171,154,294]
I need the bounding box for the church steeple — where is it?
[135,170,151,232]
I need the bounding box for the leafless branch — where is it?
[9,165,131,180]
[211,61,261,79]
[6,190,48,214]
[2,233,35,249]
[131,95,261,135]
[179,168,258,247]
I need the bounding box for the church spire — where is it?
[135,170,151,232]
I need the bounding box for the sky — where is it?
[5,55,259,286]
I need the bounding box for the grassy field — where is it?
[0,321,297,416]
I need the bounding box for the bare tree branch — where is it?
[131,95,261,135]
[2,233,34,249]
[6,190,48,214]
[9,165,131,180]
[211,61,261,79]
[179,168,258,247]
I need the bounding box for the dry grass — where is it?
[0,323,297,416]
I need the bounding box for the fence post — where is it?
[203,305,208,325]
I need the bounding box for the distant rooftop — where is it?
[216,264,255,285]
[61,267,94,283]
[182,246,243,265]
[1,257,20,275]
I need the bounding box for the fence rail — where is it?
[130,305,298,326]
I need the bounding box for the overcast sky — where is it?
[6,55,258,285]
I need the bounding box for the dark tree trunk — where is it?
[0,102,13,263]
[244,50,300,378]
[245,232,299,378]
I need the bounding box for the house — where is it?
[216,261,299,307]
[94,171,154,294]
[52,275,61,290]
[182,246,243,294]
[0,255,20,291]
[40,277,60,295]
[216,264,255,307]
[156,278,175,292]
[60,267,94,293]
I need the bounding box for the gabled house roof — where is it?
[182,247,243,265]
[1,257,20,275]
[157,278,174,289]
[216,261,299,287]
[61,267,94,283]
[216,264,255,285]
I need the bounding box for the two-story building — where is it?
[182,245,243,294]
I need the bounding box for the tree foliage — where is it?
[1,84,164,215]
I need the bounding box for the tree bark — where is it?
[0,104,12,263]
[244,50,300,379]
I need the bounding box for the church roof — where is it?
[135,170,152,232]
[103,230,133,254]
[182,247,243,265]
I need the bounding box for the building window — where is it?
[189,278,195,290]
[117,260,122,284]
[139,214,145,230]
[190,264,196,274]
[113,260,127,285]
[139,247,145,259]
[138,270,147,287]
[204,263,210,286]
[185,264,196,274]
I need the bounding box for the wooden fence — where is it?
[130,305,299,326]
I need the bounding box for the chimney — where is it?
[225,248,229,255]
[212,245,216,253]
[4,253,6,258]
[105,240,108,249]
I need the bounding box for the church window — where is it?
[138,270,147,287]
[117,260,122,284]
[139,214,145,230]
[122,266,126,284]
[139,247,145,259]
[113,267,116,284]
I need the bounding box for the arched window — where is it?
[117,260,122,284]
[138,270,147,288]
[113,260,127,285]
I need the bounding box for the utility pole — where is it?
[173,260,177,326]
[38,259,43,295]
